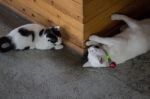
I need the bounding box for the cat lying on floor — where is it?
[0,24,63,52]
[83,14,150,68]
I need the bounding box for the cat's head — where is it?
[83,45,108,67]
[42,26,62,45]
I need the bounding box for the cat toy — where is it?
[103,48,117,68]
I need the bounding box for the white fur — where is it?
[83,14,150,67]
[7,24,63,50]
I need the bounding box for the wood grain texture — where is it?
[1,0,84,50]
[44,0,83,22]
[0,0,149,54]
[83,0,135,23]
[83,0,150,40]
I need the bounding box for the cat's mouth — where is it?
[97,54,105,64]
[99,57,103,64]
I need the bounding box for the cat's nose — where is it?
[88,47,95,52]
[50,38,57,43]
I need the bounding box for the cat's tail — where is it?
[111,14,141,30]
[0,36,14,52]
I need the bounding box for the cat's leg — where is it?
[54,44,64,50]
[30,45,35,49]
[89,35,116,46]
[111,14,140,30]
[85,40,99,46]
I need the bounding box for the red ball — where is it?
[109,62,117,68]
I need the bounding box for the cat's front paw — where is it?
[89,35,99,41]
[111,14,124,20]
[54,44,64,50]
[86,41,98,46]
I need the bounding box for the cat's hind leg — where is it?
[111,14,140,30]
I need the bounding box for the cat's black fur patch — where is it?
[93,45,100,48]
[0,36,14,52]
[18,28,35,42]
[39,29,44,36]
[45,28,58,43]
[51,27,61,37]
[23,46,30,50]
[83,49,89,62]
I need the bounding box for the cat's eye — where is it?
[94,45,99,48]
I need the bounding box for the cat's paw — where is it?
[83,62,92,67]
[86,41,93,46]
[111,14,123,20]
[89,35,99,41]
[54,44,64,50]
[86,41,98,46]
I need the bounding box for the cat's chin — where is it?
[83,61,107,68]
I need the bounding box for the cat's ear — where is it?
[82,62,92,67]
[54,26,60,31]
[48,26,60,30]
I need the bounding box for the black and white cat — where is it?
[0,23,63,52]
[83,14,150,67]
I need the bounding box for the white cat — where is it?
[83,14,150,67]
[0,23,63,52]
